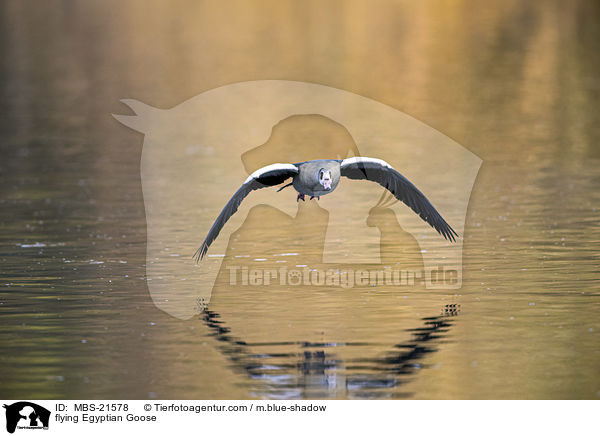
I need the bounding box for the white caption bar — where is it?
[0,400,596,436]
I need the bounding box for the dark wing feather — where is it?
[340,158,458,242]
[194,164,298,261]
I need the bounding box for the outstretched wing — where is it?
[340,157,458,242]
[195,163,299,261]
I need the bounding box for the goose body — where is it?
[292,159,341,197]
[195,157,458,261]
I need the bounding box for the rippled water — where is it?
[1,0,599,399]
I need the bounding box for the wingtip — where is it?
[193,242,209,263]
[437,224,459,243]
[192,248,204,263]
[446,227,459,243]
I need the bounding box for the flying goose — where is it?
[194,157,458,261]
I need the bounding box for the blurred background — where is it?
[0,0,598,399]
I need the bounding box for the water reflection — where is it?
[203,304,460,399]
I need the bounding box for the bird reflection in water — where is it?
[202,304,459,399]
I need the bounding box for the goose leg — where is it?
[296,193,305,202]
[309,196,320,200]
